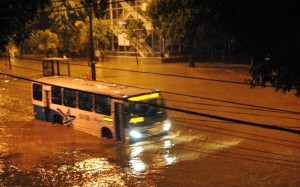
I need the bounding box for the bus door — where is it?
[44,88,51,122]
[114,102,124,141]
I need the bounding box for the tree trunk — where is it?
[189,51,195,67]
[45,49,49,58]
[188,37,195,67]
[100,49,104,62]
[187,27,196,67]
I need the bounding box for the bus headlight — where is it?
[130,130,142,139]
[163,122,171,131]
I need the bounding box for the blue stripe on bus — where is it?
[33,104,63,123]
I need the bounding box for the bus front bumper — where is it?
[127,121,172,143]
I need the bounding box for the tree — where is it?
[0,0,49,50]
[75,17,111,60]
[93,18,111,61]
[80,0,109,80]
[125,19,147,64]
[26,29,59,57]
[46,0,84,56]
[213,1,300,96]
[5,39,17,59]
[148,0,211,67]
[148,0,300,96]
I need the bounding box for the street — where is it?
[0,57,300,186]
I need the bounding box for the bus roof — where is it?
[34,76,158,99]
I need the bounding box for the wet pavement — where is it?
[1,57,300,186]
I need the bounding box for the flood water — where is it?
[1,75,300,187]
[0,75,185,186]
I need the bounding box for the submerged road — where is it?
[0,57,300,186]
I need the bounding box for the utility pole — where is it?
[89,5,96,80]
[134,0,139,65]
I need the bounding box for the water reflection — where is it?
[128,139,178,176]
[75,158,113,174]
[163,139,173,149]
[130,159,147,174]
[0,77,32,122]
[129,146,147,174]
[162,140,177,165]
[59,158,125,186]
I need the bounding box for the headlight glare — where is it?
[163,122,171,131]
[130,130,142,139]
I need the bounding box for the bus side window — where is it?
[51,86,62,105]
[79,91,93,111]
[33,83,42,101]
[63,88,77,108]
[95,94,111,115]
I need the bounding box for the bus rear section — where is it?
[32,82,115,139]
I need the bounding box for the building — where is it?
[101,0,163,58]
[100,0,243,63]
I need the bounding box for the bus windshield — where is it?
[125,98,167,127]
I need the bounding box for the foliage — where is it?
[148,0,202,39]
[5,40,17,52]
[26,29,59,57]
[0,0,49,49]
[148,0,300,96]
[81,0,109,18]
[214,1,300,96]
[125,19,147,42]
[44,0,109,56]
[75,17,111,51]
[93,18,111,49]
[5,39,17,57]
[148,0,211,66]
[46,0,85,55]
[47,0,83,31]
[93,0,109,18]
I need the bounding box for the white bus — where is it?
[32,76,171,143]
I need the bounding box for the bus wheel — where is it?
[102,127,113,139]
[53,115,62,125]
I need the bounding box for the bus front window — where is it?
[125,98,166,127]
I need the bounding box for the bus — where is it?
[32,76,171,143]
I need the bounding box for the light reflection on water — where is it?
[76,158,113,174]
[36,158,126,187]
[72,158,125,186]
[0,158,3,175]
[51,138,180,186]
[0,78,32,122]
[162,140,177,165]
[126,133,241,176]
[129,146,147,174]
[128,138,178,177]
[0,143,9,186]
